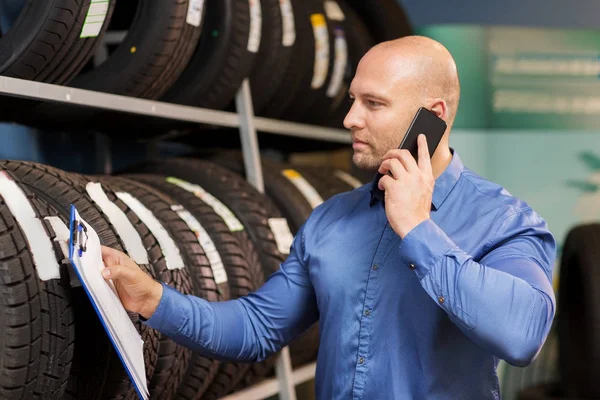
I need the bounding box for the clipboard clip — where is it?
[71,219,89,257]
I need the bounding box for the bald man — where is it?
[101,36,556,399]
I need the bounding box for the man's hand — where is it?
[378,134,434,238]
[101,245,163,320]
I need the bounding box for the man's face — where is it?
[343,50,422,171]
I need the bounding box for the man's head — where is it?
[344,35,460,171]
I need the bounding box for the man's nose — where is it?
[343,101,364,130]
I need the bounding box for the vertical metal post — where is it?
[275,347,297,400]
[234,79,264,193]
[234,79,297,400]
[95,133,112,175]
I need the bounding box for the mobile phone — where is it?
[376,107,447,181]
[398,107,447,161]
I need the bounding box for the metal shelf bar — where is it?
[0,76,350,143]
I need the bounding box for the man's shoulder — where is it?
[459,167,530,213]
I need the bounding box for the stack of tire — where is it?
[516,223,600,400]
[0,0,411,133]
[0,155,365,399]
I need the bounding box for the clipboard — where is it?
[68,204,149,400]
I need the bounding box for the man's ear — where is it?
[429,98,448,121]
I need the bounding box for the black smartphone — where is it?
[398,107,447,161]
[376,107,447,181]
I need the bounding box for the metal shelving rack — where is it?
[0,75,349,400]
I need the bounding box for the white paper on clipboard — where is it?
[68,205,148,400]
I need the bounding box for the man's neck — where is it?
[431,146,453,180]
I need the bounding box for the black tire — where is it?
[248,0,292,113]
[0,171,75,400]
[344,0,412,43]
[0,160,149,400]
[161,0,259,110]
[517,382,579,400]
[120,158,290,396]
[68,0,203,99]
[259,0,321,119]
[208,152,314,234]
[294,166,356,199]
[199,153,321,368]
[125,174,260,399]
[300,0,349,124]
[558,224,600,398]
[0,0,114,85]
[323,0,375,128]
[93,175,221,400]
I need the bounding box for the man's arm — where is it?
[102,224,318,363]
[397,209,556,367]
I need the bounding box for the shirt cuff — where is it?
[398,218,457,280]
[142,282,188,335]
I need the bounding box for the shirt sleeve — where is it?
[397,207,556,367]
[143,224,319,363]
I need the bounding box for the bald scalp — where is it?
[370,35,461,126]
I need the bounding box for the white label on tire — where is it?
[279,0,295,47]
[171,205,228,284]
[80,0,110,38]
[268,218,293,255]
[310,14,330,89]
[186,0,205,27]
[115,192,185,270]
[248,0,262,53]
[324,1,345,21]
[334,170,363,189]
[86,182,149,265]
[166,177,245,232]
[326,28,348,98]
[281,169,324,209]
[0,172,60,281]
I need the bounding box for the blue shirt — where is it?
[145,151,557,399]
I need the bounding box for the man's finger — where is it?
[417,134,433,175]
[378,174,394,191]
[397,149,419,173]
[102,264,139,284]
[378,158,406,178]
[101,245,123,268]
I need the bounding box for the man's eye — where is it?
[367,100,381,108]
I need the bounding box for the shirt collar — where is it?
[369,149,464,210]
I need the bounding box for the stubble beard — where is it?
[352,148,382,171]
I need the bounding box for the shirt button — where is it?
[409,263,416,270]
[364,309,371,316]
[372,264,379,270]
[358,357,365,364]
[438,296,445,304]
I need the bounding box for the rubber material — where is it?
[344,0,412,42]
[0,0,115,85]
[120,158,285,396]
[0,161,138,400]
[162,0,257,110]
[517,382,579,400]
[248,0,291,113]
[126,173,261,399]
[70,0,203,99]
[0,173,75,400]
[324,0,375,128]
[97,175,220,400]
[200,153,321,368]
[259,0,319,119]
[558,223,600,398]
